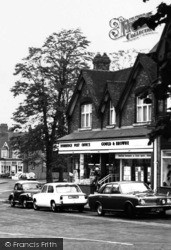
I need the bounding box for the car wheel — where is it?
[125,204,135,218]
[33,200,39,210]
[10,198,15,207]
[159,210,166,217]
[97,203,105,216]
[22,199,28,208]
[51,201,57,212]
[78,206,84,213]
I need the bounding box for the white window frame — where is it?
[109,101,116,125]
[1,149,9,158]
[81,103,92,128]
[137,96,152,123]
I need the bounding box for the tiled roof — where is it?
[0,132,9,148]
[83,68,131,105]
[58,127,151,142]
[139,53,157,83]
[82,69,116,106]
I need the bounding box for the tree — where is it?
[132,2,171,142]
[109,49,141,71]
[11,29,92,182]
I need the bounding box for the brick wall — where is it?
[69,82,101,133]
[121,68,153,127]
[68,67,154,132]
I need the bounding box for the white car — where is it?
[33,182,88,212]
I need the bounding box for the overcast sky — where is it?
[0,0,170,126]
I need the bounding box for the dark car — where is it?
[0,172,11,178]
[8,180,41,208]
[88,181,171,218]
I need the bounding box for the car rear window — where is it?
[22,183,40,190]
[56,185,80,193]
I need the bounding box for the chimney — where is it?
[0,124,8,133]
[93,53,111,70]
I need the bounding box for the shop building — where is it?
[58,52,157,188]
[0,124,23,176]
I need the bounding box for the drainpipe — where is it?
[153,138,158,191]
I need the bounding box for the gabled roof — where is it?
[67,68,132,117]
[0,132,9,149]
[67,69,117,117]
[99,68,131,111]
[116,53,157,113]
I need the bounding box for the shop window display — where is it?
[122,159,151,185]
[161,151,171,187]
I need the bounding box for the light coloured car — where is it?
[33,182,88,212]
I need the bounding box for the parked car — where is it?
[33,182,88,212]
[0,172,11,178]
[8,180,41,208]
[88,181,171,218]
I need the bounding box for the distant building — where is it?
[0,124,23,176]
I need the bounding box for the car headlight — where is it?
[139,199,146,205]
[27,193,32,198]
[167,198,171,204]
[161,199,166,205]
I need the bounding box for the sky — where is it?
[0,0,170,127]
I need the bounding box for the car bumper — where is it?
[135,205,171,213]
[56,202,87,208]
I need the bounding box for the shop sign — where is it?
[115,153,151,159]
[58,138,152,153]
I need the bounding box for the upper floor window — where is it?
[1,149,8,158]
[109,101,116,125]
[81,103,92,128]
[137,96,151,123]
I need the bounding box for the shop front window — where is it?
[161,150,171,187]
[166,96,171,112]
[122,159,151,185]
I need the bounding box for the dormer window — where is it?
[81,103,92,128]
[137,96,151,123]
[109,101,116,125]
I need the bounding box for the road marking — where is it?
[0,231,25,236]
[61,236,133,246]
[0,231,133,246]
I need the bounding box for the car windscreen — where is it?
[120,182,149,194]
[22,183,40,190]
[56,185,80,193]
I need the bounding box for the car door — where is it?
[36,185,48,207]
[46,185,55,207]
[99,184,113,210]
[110,184,122,211]
[14,183,24,201]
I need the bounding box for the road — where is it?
[0,179,171,250]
